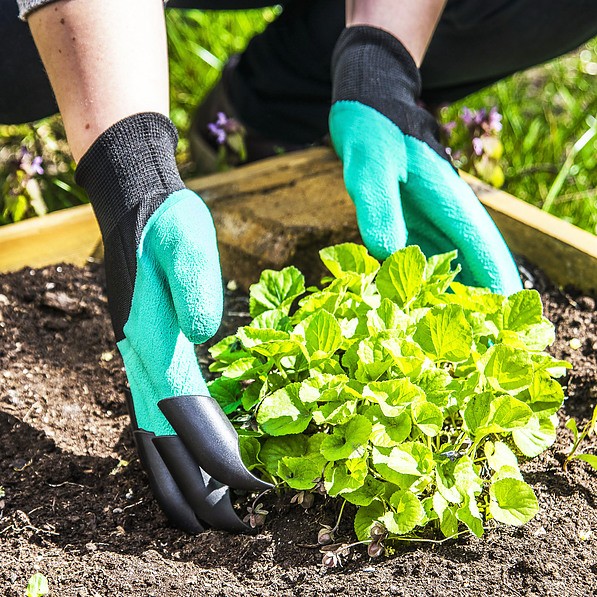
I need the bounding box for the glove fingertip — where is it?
[153,435,250,533]
[133,430,204,533]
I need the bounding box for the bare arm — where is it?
[346,0,447,66]
[27,0,169,162]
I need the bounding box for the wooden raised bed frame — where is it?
[0,147,595,293]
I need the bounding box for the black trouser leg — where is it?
[421,0,597,105]
[224,0,597,142]
[224,0,343,144]
[0,0,57,123]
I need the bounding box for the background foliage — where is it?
[0,9,595,234]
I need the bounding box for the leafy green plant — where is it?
[209,243,570,556]
[564,404,597,471]
[25,573,49,597]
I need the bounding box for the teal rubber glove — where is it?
[76,113,269,533]
[116,188,221,437]
[330,26,522,295]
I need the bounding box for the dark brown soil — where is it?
[1,260,596,597]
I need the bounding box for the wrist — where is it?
[75,112,185,241]
[331,25,448,161]
[346,0,447,66]
[332,26,420,105]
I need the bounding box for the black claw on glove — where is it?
[125,390,272,533]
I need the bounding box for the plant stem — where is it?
[332,499,347,533]
[250,487,273,512]
[564,406,597,470]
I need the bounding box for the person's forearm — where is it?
[27,0,169,162]
[346,0,447,66]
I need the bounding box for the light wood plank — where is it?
[0,203,101,273]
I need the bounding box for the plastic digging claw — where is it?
[124,389,272,533]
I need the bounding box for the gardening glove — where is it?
[330,26,522,295]
[76,112,270,534]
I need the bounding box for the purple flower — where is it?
[442,121,457,136]
[207,111,244,147]
[17,146,44,176]
[207,122,227,145]
[473,108,487,126]
[215,111,229,128]
[461,107,474,126]
[472,137,484,156]
[487,107,503,132]
[31,156,44,175]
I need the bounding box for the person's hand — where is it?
[76,114,270,533]
[329,26,522,295]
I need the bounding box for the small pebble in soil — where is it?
[569,338,582,350]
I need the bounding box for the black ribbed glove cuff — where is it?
[75,112,185,240]
[332,26,448,160]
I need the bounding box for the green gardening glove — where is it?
[330,26,522,295]
[76,113,269,534]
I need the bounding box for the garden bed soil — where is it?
[0,260,596,597]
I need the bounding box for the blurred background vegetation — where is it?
[0,8,595,235]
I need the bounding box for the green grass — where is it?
[166,8,279,165]
[0,9,595,235]
[439,38,597,234]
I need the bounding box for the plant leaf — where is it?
[433,492,459,538]
[484,440,519,473]
[342,474,385,506]
[380,337,427,379]
[249,266,305,317]
[207,376,242,414]
[481,344,534,393]
[324,456,369,496]
[413,304,473,362]
[415,368,453,408]
[238,435,262,471]
[279,454,326,490]
[412,400,444,437]
[364,378,423,417]
[489,478,539,526]
[259,435,308,475]
[366,298,410,333]
[365,405,412,447]
[500,290,543,331]
[294,309,342,363]
[516,318,555,351]
[354,500,386,541]
[26,573,49,597]
[320,415,372,461]
[237,327,301,359]
[381,490,425,535]
[373,443,434,490]
[572,453,597,470]
[221,356,271,380]
[512,414,556,457]
[376,246,426,308]
[320,242,380,278]
[456,493,484,537]
[439,282,504,314]
[565,418,579,443]
[464,393,532,437]
[257,383,312,436]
